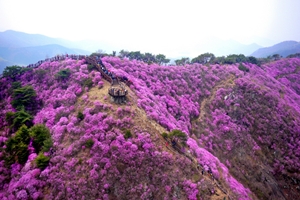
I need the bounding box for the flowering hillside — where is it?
[0,56,299,199]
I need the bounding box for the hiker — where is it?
[172,139,176,147]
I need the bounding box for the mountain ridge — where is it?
[251,40,300,58]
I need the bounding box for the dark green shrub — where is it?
[30,124,52,153]
[77,111,84,121]
[5,125,30,165]
[83,78,93,88]
[162,132,168,139]
[170,129,187,142]
[12,81,22,90]
[14,124,31,144]
[41,138,53,152]
[16,142,30,164]
[5,111,15,126]
[170,129,187,139]
[11,110,33,130]
[12,85,36,111]
[35,153,50,170]
[85,139,94,148]
[87,64,96,71]
[238,64,250,72]
[5,137,18,155]
[8,82,22,95]
[124,130,132,139]
[55,69,71,81]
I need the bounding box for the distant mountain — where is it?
[208,39,262,56]
[0,30,70,48]
[0,30,93,73]
[181,37,262,58]
[242,36,278,47]
[0,30,109,52]
[0,44,90,65]
[251,41,300,58]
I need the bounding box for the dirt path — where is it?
[198,74,236,122]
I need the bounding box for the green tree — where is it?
[191,53,215,64]
[169,129,187,145]
[127,51,144,61]
[143,53,156,64]
[11,110,33,131]
[11,81,22,90]
[35,153,50,170]
[224,54,248,64]
[15,142,30,165]
[42,137,53,152]
[5,125,31,165]
[175,57,190,66]
[30,124,52,153]
[156,54,170,65]
[5,111,15,126]
[213,56,226,64]
[271,54,281,61]
[3,65,23,81]
[247,56,258,65]
[14,124,31,144]
[287,53,300,58]
[12,85,36,111]
[118,50,130,58]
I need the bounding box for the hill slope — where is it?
[0,56,300,199]
[251,40,300,58]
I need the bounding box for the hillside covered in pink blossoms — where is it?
[0,55,300,200]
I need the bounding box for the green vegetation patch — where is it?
[12,85,36,111]
[85,139,94,148]
[30,124,52,154]
[35,152,50,170]
[55,68,71,81]
[124,129,132,139]
[238,64,250,72]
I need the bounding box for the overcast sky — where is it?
[1,0,300,56]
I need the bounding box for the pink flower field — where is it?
[0,56,300,199]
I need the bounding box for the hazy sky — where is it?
[1,0,300,56]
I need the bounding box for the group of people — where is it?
[26,54,89,69]
[109,87,127,97]
[94,56,118,82]
[93,56,132,86]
